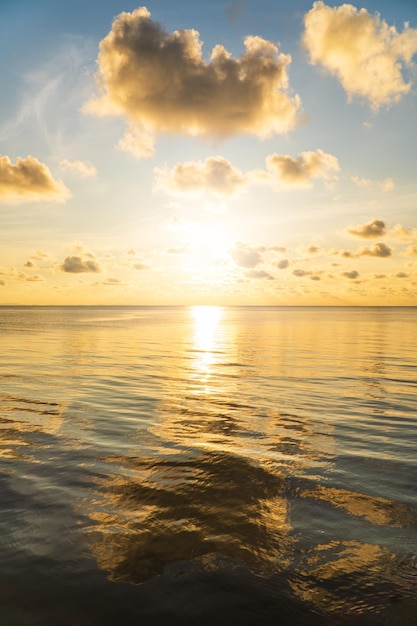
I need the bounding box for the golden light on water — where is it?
[191,305,223,352]
[190,306,223,384]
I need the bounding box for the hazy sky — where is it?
[1,0,417,305]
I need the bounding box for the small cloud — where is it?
[266,149,339,188]
[32,250,50,261]
[275,258,289,269]
[166,246,189,255]
[306,245,321,254]
[348,218,386,239]
[84,7,302,154]
[102,278,123,285]
[155,157,245,197]
[357,242,392,258]
[59,159,97,178]
[0,279,6,286]
[381,177,394,192]
[395,271,408,278]
[231,242,263,268]
[132,261,150,270]
[293,269,308,277]
[303,1,417,109]
[246,269,274,280]
[25,274,44,282]
[406,245,417,256]
[351,176,394,191]
[343,270,359,279]
[24,260,36,268]
[0,155,70,202]
[351,176,373,188]
[60,256,101,273]
[117,124,155,159]
[389,224,417,242]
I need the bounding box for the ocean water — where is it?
[0,305,416,625]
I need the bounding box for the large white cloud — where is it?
[303,1,417,108]
[0,155,70,202]
[85,7,302,155]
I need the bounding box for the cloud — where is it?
[156,149,339,198]
[0,280,5,286]
[31,250,50,261]
[155,157,245,197]
[334,241,392,258]
[406,245,417,256]
[1,267,46,282]
[116,124,155,159]
[348,218,386,238]
[231,242,263,268]
[303,1,417,108]
[24,274,44,282]
[351,176,373,188]
[351,176,394,191]
[293,269,308,277]
[246,269,274,280]
[24,260,36,268]
[381,178,394,192]
[306,245,321,254]
[0,155,70,202]
[357,242,392,258]
[275,259,289,269]
[59,159,97,178]
[166,246,189,255]
[85,7,302,154]
[60,256,102,273]
[343,270,359,279]
[102,278,123,286]
[132,260,150,270]
[266,149,339,187]
[347,219,417,243]
[389,224,417,242]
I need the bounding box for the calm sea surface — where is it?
[0,306,416,625]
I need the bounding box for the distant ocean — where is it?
[1,306,416,625]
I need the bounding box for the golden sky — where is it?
[1,0,417,305]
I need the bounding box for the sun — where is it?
[185,223,232,274]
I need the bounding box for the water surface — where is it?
[1,306,416,625]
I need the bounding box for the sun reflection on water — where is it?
[190,306,223,382]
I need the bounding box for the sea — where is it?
[0,305,416,625]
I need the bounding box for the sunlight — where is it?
[191,305,223,352]
[190,305,223,381]
[185,224,231,274]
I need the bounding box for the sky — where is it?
[1,0,417,306]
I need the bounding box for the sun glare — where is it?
[186,224,231,274]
